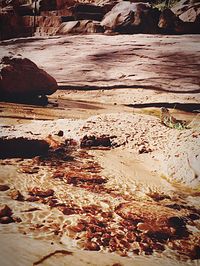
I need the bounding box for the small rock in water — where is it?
[0,184,10,191]
[57,130,64,137]
[10,190,24,201]
[0,205,12,218]
[80,135,111,148]
[0,216,14,224]
[28,187,54,198]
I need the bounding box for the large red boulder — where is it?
[0,56,58,99]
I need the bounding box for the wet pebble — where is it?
[0,184,10,191]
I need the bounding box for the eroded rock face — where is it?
[172,0,200,22]
[72,3,105,21]
[0,11,31,40]
[57,20,104,34]
[101,1,160,34]
[0,56,58,99]
[158,8,200,34]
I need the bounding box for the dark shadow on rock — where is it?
[125,102,200,112]
[0,137,49,159]
[0,95,49,106]
[58,84,200,94]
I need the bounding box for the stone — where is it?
[72,3,105,21]
[0,205,12,218]
[0,185,10,191]
[0,55,58,99]
[172,0,200,22]
[80,135,111,148]
[158,8,200,34]
[57,20,104,34]
[101,1,160,34]
[0,11,31,40]
[10,190,24,201]
[0,216,14,224]
[28,187,54,198]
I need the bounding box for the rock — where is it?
[55,0,76,10]
[172,0,200,22]
[0,56,58,99]
[0,205,12,218]
[158,8,200,34]
[10,190,24,201]
[0,137,49,159]
[72,3,105,21]
[2,34,200,93]
[0,185,10,191]
[115,201,187,237]
[28,187,54,198]
[57,20,104,34]
[57,130,64,137]
[101,1,160,34]
[80,135,111,148]
[0,11,31,40]
[0,216,14,224]
[85,241,100,251]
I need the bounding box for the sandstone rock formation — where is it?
[172,0,200,22]
[0,10,32,40]
[158,8,200,34]
[57,20,104,34]
[0,55,58,100]
[101,1,160,33]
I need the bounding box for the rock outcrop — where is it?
[172,0,200,22]
[158,8,200,34]
[0,56,58,100]
[57,20,104,34]
[0,10,32,40]
[101,1,160,34]
[72,3,106,21]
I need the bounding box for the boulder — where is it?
[158,8,200,34]
[101,1,160,34]
[172,0,200,22]
[0,56,58,99]
[57,20,104,34]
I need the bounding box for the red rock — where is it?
[0,205,12,218]
[26,196,40,202]
[10,190,24,201]
[29,187,54,198]
[0,56,58,99]
[158,9,200,34]
[57,20,104,35]
[80,135,111,148]
[0,216,14,224]
[85,241,100,251]
[0,184,10,191]
[69,223,86,232]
